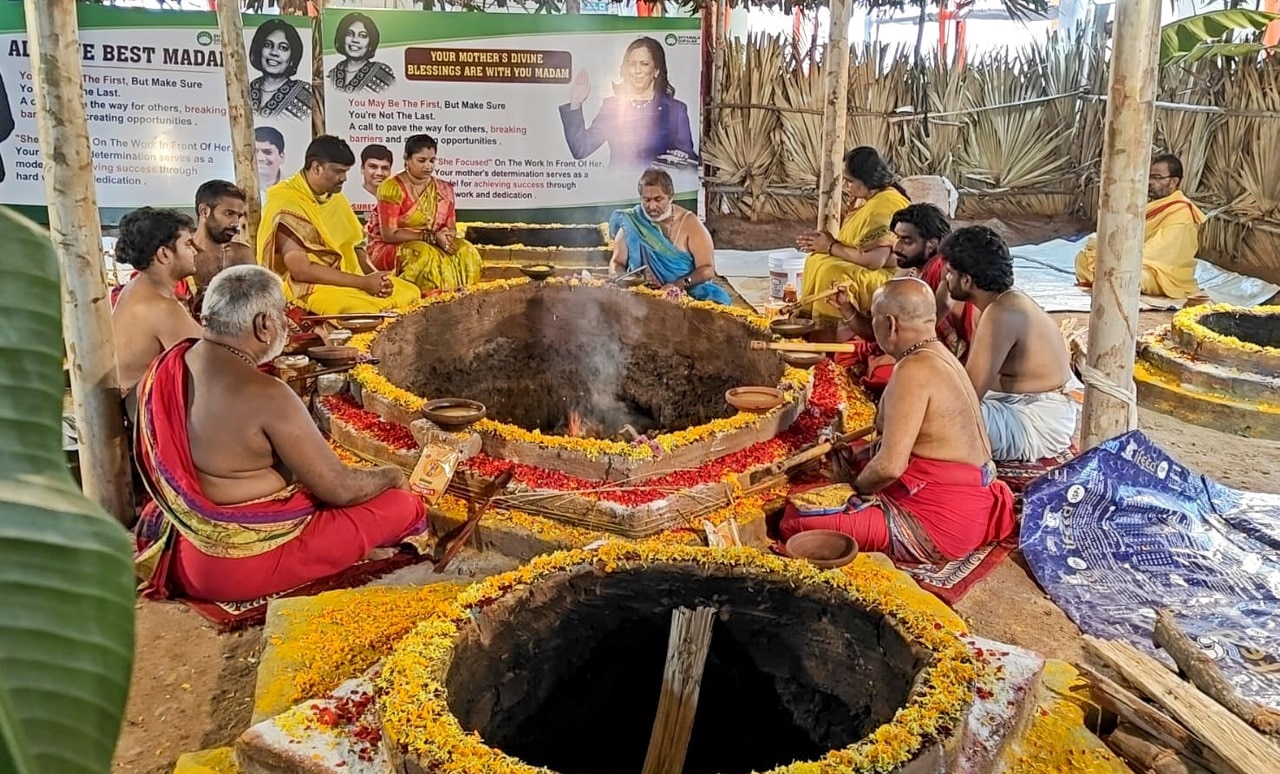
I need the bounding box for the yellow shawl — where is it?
[257,173,366,299]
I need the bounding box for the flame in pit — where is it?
[565,409,604,439]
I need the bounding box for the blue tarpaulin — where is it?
[1022,430,1280,708]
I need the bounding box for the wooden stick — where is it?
[1153,609,1280,738]
[642,607,716,774]
[26,0,133,524]
[784,283,850,312]
[749,340,859,354]
[1109,722,1214,774]
[300,312,398,322]
[1084,637,1280,774]
[433,468,514,573]
[761,424,876,477]
[1076,663,1241,774]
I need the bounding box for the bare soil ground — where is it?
[112,214,1278,772]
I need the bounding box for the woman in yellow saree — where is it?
[367,134,482,291]
[797,147,911,320]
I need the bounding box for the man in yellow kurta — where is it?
[1075,153,1205,300]
[257,135,419,315]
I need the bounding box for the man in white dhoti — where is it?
[940,226,1081,462]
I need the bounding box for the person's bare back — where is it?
[884,344,992,468]
[183,342,295,505]
[981,291,1072,394]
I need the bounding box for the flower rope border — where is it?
[348,277,811,462]
[1170,303,1280,357]
[377,543,977,774]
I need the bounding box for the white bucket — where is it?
[768,249,806,300]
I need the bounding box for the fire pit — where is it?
[336,278,858,537]
[1136,304,1280,439]
[377,545,976,774]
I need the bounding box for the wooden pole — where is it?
[1079,0,1161,449]
[312,0,326,139]
[215,0,261,243]
[642,606,716,774]
[815,0,854,234]
[24,0,133,524]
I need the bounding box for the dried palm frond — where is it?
[702,34,786,221]
[844,44,909,157]
[958,46,1075,217]
[900,53,972,179]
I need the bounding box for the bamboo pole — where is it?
[1080,0,1162,449]
[24,0,133,524]
[312,0,326,139]
[815,0,854,234]
[641,606,716,774]
[215,0,261,243]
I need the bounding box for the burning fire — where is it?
[566,410,603,439]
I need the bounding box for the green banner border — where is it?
[320,9,699,52]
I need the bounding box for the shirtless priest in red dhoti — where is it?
[133,265,426,603]
[781,277,1015,564]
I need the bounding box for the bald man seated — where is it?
[780,277,1016,564]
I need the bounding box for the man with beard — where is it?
[1074,152,1205,299]
[257,135,418,314]
[132,265,427,603]
[192,180,254,302]
[830,203,977,391]
[111,207,204,395]
[608,168,730,304]
[944,226,1081,463]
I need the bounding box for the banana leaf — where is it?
[0,207,136,773]
[1160,9,1279,65]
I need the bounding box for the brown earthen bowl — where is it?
[725,386,785,413]
[520,264,556,281]
[422,398,487,431]
[780,351,825,368]
[306,346,359,367]
[785,530,859,569]
[770,317,816,338]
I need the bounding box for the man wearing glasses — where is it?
[1074,153,1205,300]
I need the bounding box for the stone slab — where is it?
[237,672,388,774]
[253,585,467,724]
[996,660,1130,773]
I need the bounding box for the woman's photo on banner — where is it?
[557,36,696,171]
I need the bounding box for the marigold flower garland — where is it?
[377,543,977,774]
[1171,303,1280,356]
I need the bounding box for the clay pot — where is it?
[785,530,858,569]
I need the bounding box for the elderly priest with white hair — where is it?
[132,265,427,603]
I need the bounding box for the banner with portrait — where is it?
[321,9,703,223]
[0,5,313,213]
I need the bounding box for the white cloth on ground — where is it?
[981,375,1083,463]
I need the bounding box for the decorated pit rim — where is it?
[347,277,813,462]
[376,543,978,774]
[1171,303,1280,356]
